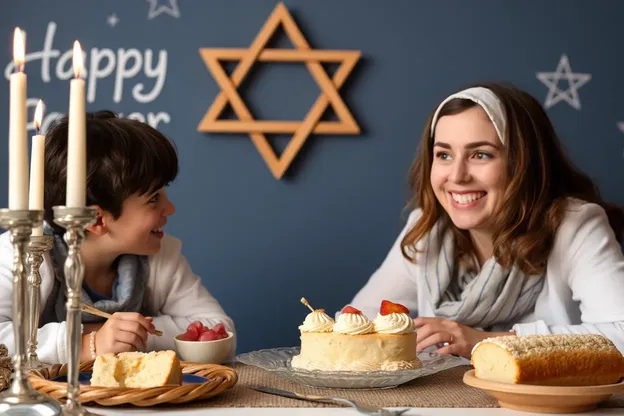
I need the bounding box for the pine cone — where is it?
[0,356,11,371]
[0,345,10,392]
[0,367,10,392]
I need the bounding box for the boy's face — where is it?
[105,187,176,255]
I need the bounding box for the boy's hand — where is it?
[83,322,104,334]
[94,312,156,354]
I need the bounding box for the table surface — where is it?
[85,407,623,415]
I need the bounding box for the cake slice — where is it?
[90,350,183,388]
[471,334,624,386]
[90,353,120,387]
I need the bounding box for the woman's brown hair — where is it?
[400,82,624,275]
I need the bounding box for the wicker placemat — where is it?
[178,363,498,409]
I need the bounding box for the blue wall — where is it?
[1,0,623,353]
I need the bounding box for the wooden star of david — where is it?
[197,2,361,179]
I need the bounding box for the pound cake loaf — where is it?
[90,350,183,388]
[471,334,624,386]
[291,298,421,371]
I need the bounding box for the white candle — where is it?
[9,28,29,210]
[66,40,86,208]
[29,100,45,236]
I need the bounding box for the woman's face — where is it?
[430,106,507,233]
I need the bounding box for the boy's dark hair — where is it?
[44,110,178,231]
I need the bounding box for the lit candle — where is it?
[66,40,86,208]
[9,27,29,210]
[29,100,45,236]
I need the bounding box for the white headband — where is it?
[430,86,507,144]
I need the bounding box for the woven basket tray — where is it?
[28,360,238,407]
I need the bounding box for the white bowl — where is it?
[174,331,234,364]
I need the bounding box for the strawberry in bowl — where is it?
[177,321,229,341]
[174,321,234,364]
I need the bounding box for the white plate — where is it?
[236,346,467,389]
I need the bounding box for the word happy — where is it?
[3,22,171,132]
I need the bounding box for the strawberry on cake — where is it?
[291,298,421,371]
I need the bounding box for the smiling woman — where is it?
[343,82,624,359]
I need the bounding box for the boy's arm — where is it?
[145,235,236,356]
[0,232,69,364]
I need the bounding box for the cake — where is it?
[90,350,183,388]
[291,299,421,371]
[471,334,624,386]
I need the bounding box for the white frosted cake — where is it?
[291,300,421,371]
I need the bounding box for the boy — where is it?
[0,111,235,364]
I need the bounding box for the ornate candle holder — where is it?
[23,235,54,372]
[0,209,61,416]
[53,206,97,416]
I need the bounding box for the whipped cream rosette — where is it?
[373,312,415,334]
[299,309,334,333]
[333,305,375,335]
[373,300,415,334]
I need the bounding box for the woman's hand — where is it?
[93,312,156,355]
[413,317,514,358]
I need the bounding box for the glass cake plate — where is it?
[236,346,468,389]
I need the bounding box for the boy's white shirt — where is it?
[0,233,236,364]
[349,200,624,353]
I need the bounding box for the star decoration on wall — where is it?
[107,13,119,28]
[197,2,361,179]
[147,0,180,20]
[536,54,591,110]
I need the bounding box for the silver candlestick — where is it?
[0,209,61,416]
[53,206,97,416]
[23,235,54,372]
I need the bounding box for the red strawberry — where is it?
[213,323,227,337]
[199,329,219,341]
[186,321,203,340]
[379,300,409,316]
[188,321,203,332]
[178,330,198,341]
[341,305,361,314]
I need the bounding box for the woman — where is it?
[347,83,624,358]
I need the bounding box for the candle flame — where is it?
[72,40,83,78]
[34,100,44,131]
[13,27,25,71]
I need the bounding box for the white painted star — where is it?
[107,13,119,28]
[147,0,180,19]
[536,54,591,110]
